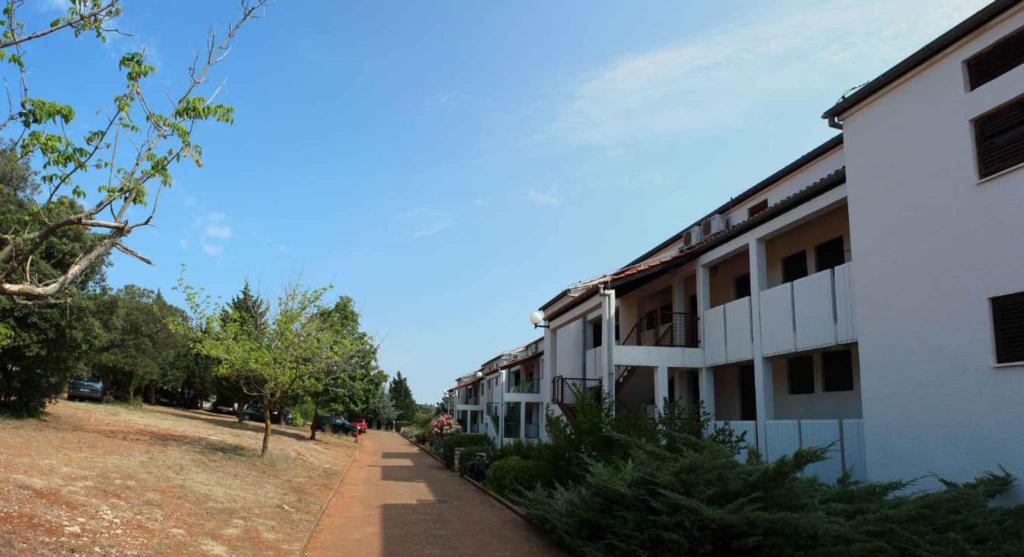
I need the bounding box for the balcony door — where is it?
[739,365,756,421]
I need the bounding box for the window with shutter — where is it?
[782,250,808,283]
[992,291,1024,364]
[966,26,1024,91]
[747,199,768,218]
[822,350,854,392]
[787,355,815,395]
[815,236,846,272]
[974,95,1024,179]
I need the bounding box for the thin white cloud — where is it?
[525,189,560,206]
[200,242,224,256]
[205,223,232,240]
[193,211,232,256]
[414,216,455,238]
[551,0,988,146]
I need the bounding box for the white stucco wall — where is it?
[841,5,1024,495]
[554,318,585,379]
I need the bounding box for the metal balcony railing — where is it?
[551,375,602,406]
[621,312,699,348]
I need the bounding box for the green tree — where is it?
[183,279,333,457]
[389,371,417,422]
[370,385,398,431]
[86,286,188,404]
[306,296,383,440]
[0,143,109,415]
[0,1,265,300]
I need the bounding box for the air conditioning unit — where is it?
[701,214,727,237]
[681,225,702,249]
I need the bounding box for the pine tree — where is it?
[388,372,417,422]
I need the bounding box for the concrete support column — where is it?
[520,401,526,442]
[654,365,669,418]
[601,288,617,402]
[498,370,506,448]
[540,327,554,442]
[696,263,715,425]
[749,239,774,450]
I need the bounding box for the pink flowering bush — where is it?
[431,413,462,436]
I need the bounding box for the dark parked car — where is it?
[315,414,354,435]
[242,405,290,425]
[67,376,105,402]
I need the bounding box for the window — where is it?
[815,236,846,272]
[966,26,1024,90]
[822,350,854,392]
[992,291,1024,364]
[591,320,602,348]
[734,273,751,299]
[787,355,815,395]
[747,199,768,218]
[975,95,1024,179]
[782,251,808,283]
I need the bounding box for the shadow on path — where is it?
[304,431,563,557]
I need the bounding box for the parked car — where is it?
[67,376,105,402]
[314,414,354,435]
[243,405,290,425]
[350,418,368,433]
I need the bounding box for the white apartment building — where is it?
[453,0,1024,497]
[450,338,545,447]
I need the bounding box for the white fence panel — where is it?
[842,419,867,481]
[759,283,795,356]
[765,420,800,463]
[800,420,843,484]
[794,270,836,351]
[725,297,753,363]
[834,262,857,344]
[703,305,727,366]
[713,420,757,462]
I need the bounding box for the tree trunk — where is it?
[236,402,245,423]
[261,405,272,457]
[309,402,318,441]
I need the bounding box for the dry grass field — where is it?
[0,400,357,556]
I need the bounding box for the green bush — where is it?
[486,456,550,498]
[440,433,490,468]
[512,393,1024,556]
[457,445,489,475]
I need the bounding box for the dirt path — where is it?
[304,431,563,557]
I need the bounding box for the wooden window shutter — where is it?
[974,95,1024,179]
[966,26,1024,91]
[992,291,1024,364]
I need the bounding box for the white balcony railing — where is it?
[759,262,856,356]
[703,296,751,366]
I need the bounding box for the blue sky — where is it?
[20,0,988,402]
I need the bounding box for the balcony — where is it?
[759,262,856,356]
[703,297,753,366]
[507,378,540,394]
[621,312,699,348]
